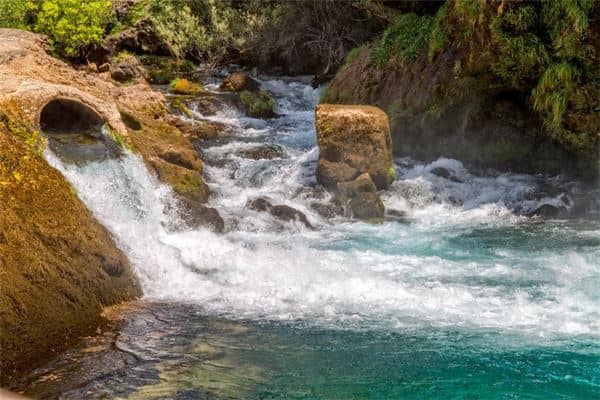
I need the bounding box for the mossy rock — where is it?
[239,90,276,118]
[170,79,204,95]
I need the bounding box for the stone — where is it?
[178,198,225,233]
[315,104,393,191]
[98,62,111,73]
[247,197,313,229]
[316,159,359,190]
[111,55,147,83]
[430,166,463,183]
[220,72,260,92]
[310,202,344,219]
[239,90,276,119]
[236,145,285,160]
[526,204,563,218]
[336,173,385,222]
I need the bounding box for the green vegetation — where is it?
[148,1,210,60]
[0,0,36,29]
[239,91,276,118]
[35,0,113,57]
[371,13,434,67]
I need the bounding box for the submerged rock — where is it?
[310,202,344,219]
[239,90,276,119]
[430,167,463,183]
[236,145,285,160]
[315,104,393,191]
[247,197,313,229]
[527,204,563,218]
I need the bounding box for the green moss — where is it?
[388,166,396,184]
[0,109,45,155]
[105,125,133,151]
[239,91,275,118]
[342,45,366,70]
[371,13,434,68]
[170,98,193,118]
[428,0,450,60]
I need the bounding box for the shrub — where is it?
[371,13,434,68]
[149,0,211,60]
[35,0,113,57]
[0,0,36,29]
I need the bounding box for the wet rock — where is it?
[386,209,407,222]
[110,55,147,83]
[316,104,393,191]
[430,166,463,183]
[220,72,259,92]
[317,159,359,190]
[292,187,326,200]
[247,197,313,229]
[45,132,121,164]
[310,202,343,219]
[239,90,276,119]
[166,115,229,141]
[236,145,285,160]
[178,198,225,233]
[337,173,385,223]
[527,204,563,218]
[195,98,218,116]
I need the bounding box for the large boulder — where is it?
[315,104,393,191]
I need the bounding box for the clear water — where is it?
[21,77,600,398]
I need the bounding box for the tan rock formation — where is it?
[0,28,208,203]
[315,104,393,191]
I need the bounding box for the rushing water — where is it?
[18,77,600,398]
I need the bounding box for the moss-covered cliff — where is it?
[323,0,599,179]
[0,109,141,384]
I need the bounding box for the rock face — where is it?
[0,119,141,384]
[337,173,385,222]
[315,104,393,191]
[0,28,217,381]
[110,55,147,83]
[0,28,209,206]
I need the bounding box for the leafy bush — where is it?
[371,13,434,68]
[35,0,113,57]
[148,0,211,60]
[0,0,36,29]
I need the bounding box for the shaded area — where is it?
[39,98,122,164]
[40,98,103,134]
